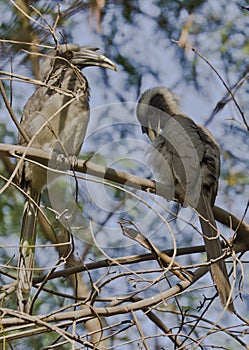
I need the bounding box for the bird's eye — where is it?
[65,51,73,59]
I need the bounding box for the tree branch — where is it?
[1,142,248,250]
[0,265,209,326]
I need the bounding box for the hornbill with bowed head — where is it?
[17,43,116,312]
[136,87,234,312]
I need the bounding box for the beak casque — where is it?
[72,46,117,71]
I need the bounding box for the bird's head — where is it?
[40,43,117,79]
[136,87,180,141]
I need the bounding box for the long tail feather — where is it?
[17,187,40,313]
[197,194,234,312]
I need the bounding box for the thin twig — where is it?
[0,79,29,143]
[172,39,249,130]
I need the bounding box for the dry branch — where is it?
[0,142,248,251]
[0,265,209,327]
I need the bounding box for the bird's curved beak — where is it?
[141,118,158,141]
[72,47,117,71]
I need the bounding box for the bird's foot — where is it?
[55,153,78,169]
[51,150,77,170]
[68,155,78,169]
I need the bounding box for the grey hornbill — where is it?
[17,43,116,312]
[136,87,234,312]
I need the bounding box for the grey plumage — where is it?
[17,44,116,312]
[137,87,234,312]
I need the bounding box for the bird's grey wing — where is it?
[197,124,220,205]
[159,115,205,207]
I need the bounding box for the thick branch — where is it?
[0,265,209,326]
[1,143,248,250]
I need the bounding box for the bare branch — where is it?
[172,39,249,130]
[0,142,248,248]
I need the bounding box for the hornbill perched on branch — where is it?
[17,43,116,312]
[136,87,234,312]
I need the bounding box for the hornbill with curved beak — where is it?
[17,43,117,312]
[137,87,234,312]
